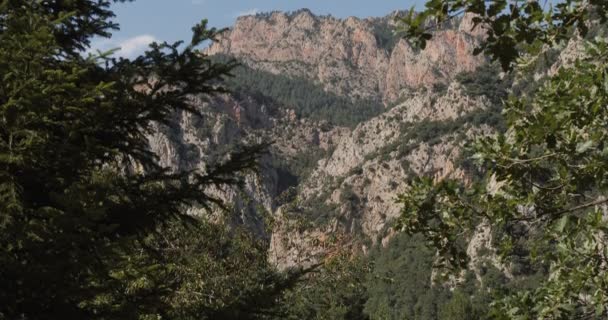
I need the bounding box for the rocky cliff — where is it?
[206,9,484,104]
[153,9,504,269]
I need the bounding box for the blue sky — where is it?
[91,0,425,58]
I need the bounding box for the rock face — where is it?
[207,9,484,103]
[154,9,499,269]
[268,83,491,268]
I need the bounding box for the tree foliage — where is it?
[364,233,451,320]
[282,255,370,320]
[397,0,607,70]
[0,1,296,318]
[214,54,386,128]
[455,62,512,106]
[397,0,608,318]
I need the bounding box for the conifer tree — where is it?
[0,1,296,318]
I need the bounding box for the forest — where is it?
[213,54,386,128]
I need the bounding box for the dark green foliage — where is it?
[403,103,505,144]
[271,146,331,184]
[396,0,607,71]
[280,231,546,320]
[373,104,504,162]
[0,1,299,318]
[363,233,497,320]
[252,8,331,23]
[214,55,385,128]
[283,255,370,320]
[0,0,132,56]
[438,290,482,320]
[69,218,300,320]
[365,234,449,319]
[293,192,340,228]
[455,63,512,105]
[269,146,332,208]
[362,105,505,174]
[432,82,449,95]
[397,3,608,313]
[363,232,547,320]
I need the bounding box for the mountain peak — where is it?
[208,9,484,104]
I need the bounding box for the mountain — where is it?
[7,2,604,318]
[142,8,557,318]
[149,9,507,270]
[207,9,483,104]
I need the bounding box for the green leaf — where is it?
[576,140,593,153]
[555,215,568,233]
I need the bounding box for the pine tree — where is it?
[0,1,297,318]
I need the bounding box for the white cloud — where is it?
[117,34,158,58]
[87,34,158,59]
[233,8,259,18]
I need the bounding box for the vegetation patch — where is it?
[213,54,386,128]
